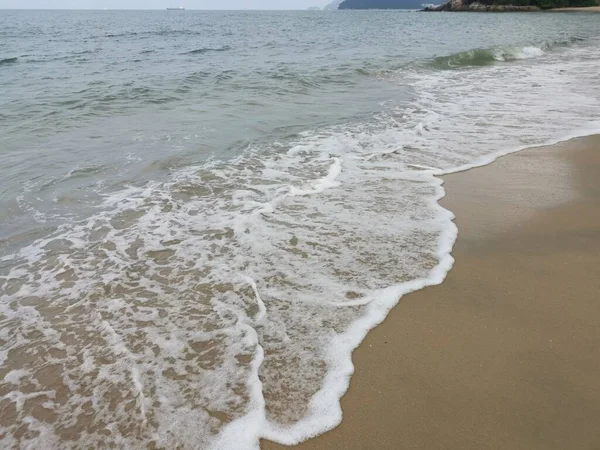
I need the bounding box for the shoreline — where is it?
[263,135,600,449]
[548,5,600,11]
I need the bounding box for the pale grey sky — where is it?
[0,0,329,9]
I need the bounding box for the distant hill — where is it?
[339,0,424,8]
[323,0,344,9]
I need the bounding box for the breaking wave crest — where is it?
[426,35,588,70]
[430,45,545,69]
[0,57,18,65]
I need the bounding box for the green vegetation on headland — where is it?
[498,0,596,8]
[425,0,598,10]
[333,0,598,9]
[338,0,426,8]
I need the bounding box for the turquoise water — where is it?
[1,10,599,449]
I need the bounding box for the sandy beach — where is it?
[549,6,600,11]
[263,135,600,450]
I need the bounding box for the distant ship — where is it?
[167,7,185,10]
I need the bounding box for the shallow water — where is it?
[1,9,599,449]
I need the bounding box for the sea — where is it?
[1,9,599,450]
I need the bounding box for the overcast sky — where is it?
[0,0,329,9]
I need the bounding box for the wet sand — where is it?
[263,135,600,450]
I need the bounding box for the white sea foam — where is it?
[1,39,600,450]
[493,45,544,61]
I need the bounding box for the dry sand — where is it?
[263,135,600,450]
[549,6,600,12]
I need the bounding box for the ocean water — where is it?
[1,9,599,449]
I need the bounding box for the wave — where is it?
[182,46,232,55]
[427,35,591,70]
[63,164,110,180]
[0,57,18,65]
[430,45,545,69]
[102,29,209,41]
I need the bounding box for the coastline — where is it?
[548,5,600,11]
[263,135,600,449]
[423,3,600,12]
